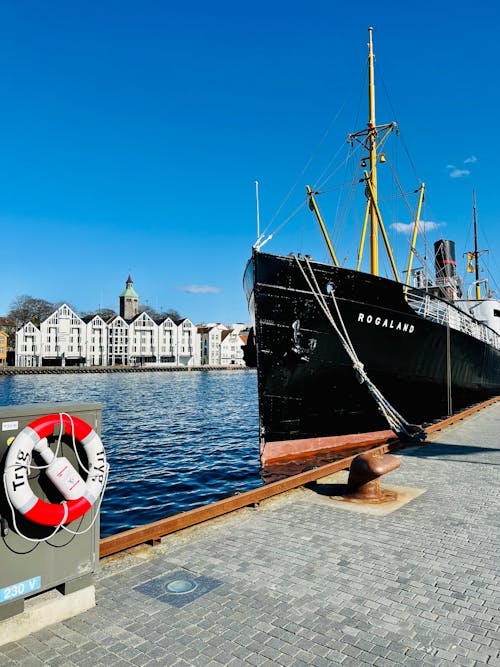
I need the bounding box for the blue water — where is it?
[0,370,260,537]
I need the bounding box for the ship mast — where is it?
[367,27,379,275]
[308,28,421,279]
[348,28,397,278]
[473,190,481,300]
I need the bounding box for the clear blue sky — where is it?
[2,1,499,323]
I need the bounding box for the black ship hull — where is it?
[244,251,500,444]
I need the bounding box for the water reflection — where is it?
[0,370,260,536]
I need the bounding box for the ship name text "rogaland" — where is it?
[357,312,415,333]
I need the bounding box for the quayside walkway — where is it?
[1,404,499,666]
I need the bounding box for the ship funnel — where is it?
[434,239,461,300]
[434,239,457,279]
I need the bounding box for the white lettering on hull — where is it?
[357,312,414,333]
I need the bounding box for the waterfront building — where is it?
[39,304,86,366]
[197,324,249,366]
[15,311,247,368]
[128,311,157,365]
[13,276,249,368]
[0,330,7,367]
[107,315,129,366]
[16,305,86,367]
[157,317,177,365]
[220,329,247,366]
[83,314,109,366]
[198,324,226,365]
[177,318,197,366]
[15,322,42,367]
[0,317,16,364]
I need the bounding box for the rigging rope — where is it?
[256,200,307,251]
[293,254,426,441]
[257,100,351,246]
[378,65,421,185]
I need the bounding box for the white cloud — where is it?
[446,164,470,178]
[446,156,476,177]
[178,285,222,294]
[449,168,470,178]
[391,220,446,234]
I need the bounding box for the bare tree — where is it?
[138,305,160,319]
[8,295,55,327]
[95,308,117,321]
[139,306,181,322]
[159,309,181,321]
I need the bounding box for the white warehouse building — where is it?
[15,276,248,368]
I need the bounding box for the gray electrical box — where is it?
[0,402,103,621]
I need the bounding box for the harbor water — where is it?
[0,370,260,537]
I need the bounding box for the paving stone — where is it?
[2,404,500,666]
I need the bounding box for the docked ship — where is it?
[243,28,500,457]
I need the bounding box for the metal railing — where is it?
[406,289,500,350]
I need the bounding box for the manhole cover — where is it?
[134,569,221,608]
[164,579,197,594]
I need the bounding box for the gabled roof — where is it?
[42,303,82,325]
[198,324,222,334]
[82,314,107,325]
[130,311,155,324]
[17,321,40,333]
[108,314,129,325]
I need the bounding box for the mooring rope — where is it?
[293,254,425,441]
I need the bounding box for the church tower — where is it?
[119,275,139,319]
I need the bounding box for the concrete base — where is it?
[0,585,95,647]
[308,470,426,516]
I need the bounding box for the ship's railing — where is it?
[406,290,500,350]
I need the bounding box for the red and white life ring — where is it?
[4,413,107,527]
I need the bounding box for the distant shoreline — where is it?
[0,365,254,376]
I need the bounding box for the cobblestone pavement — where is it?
[1,404,499,666]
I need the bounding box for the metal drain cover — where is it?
[164,578,197,594]
[134,570,221,608]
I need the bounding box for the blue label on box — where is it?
[0,576,41,603]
